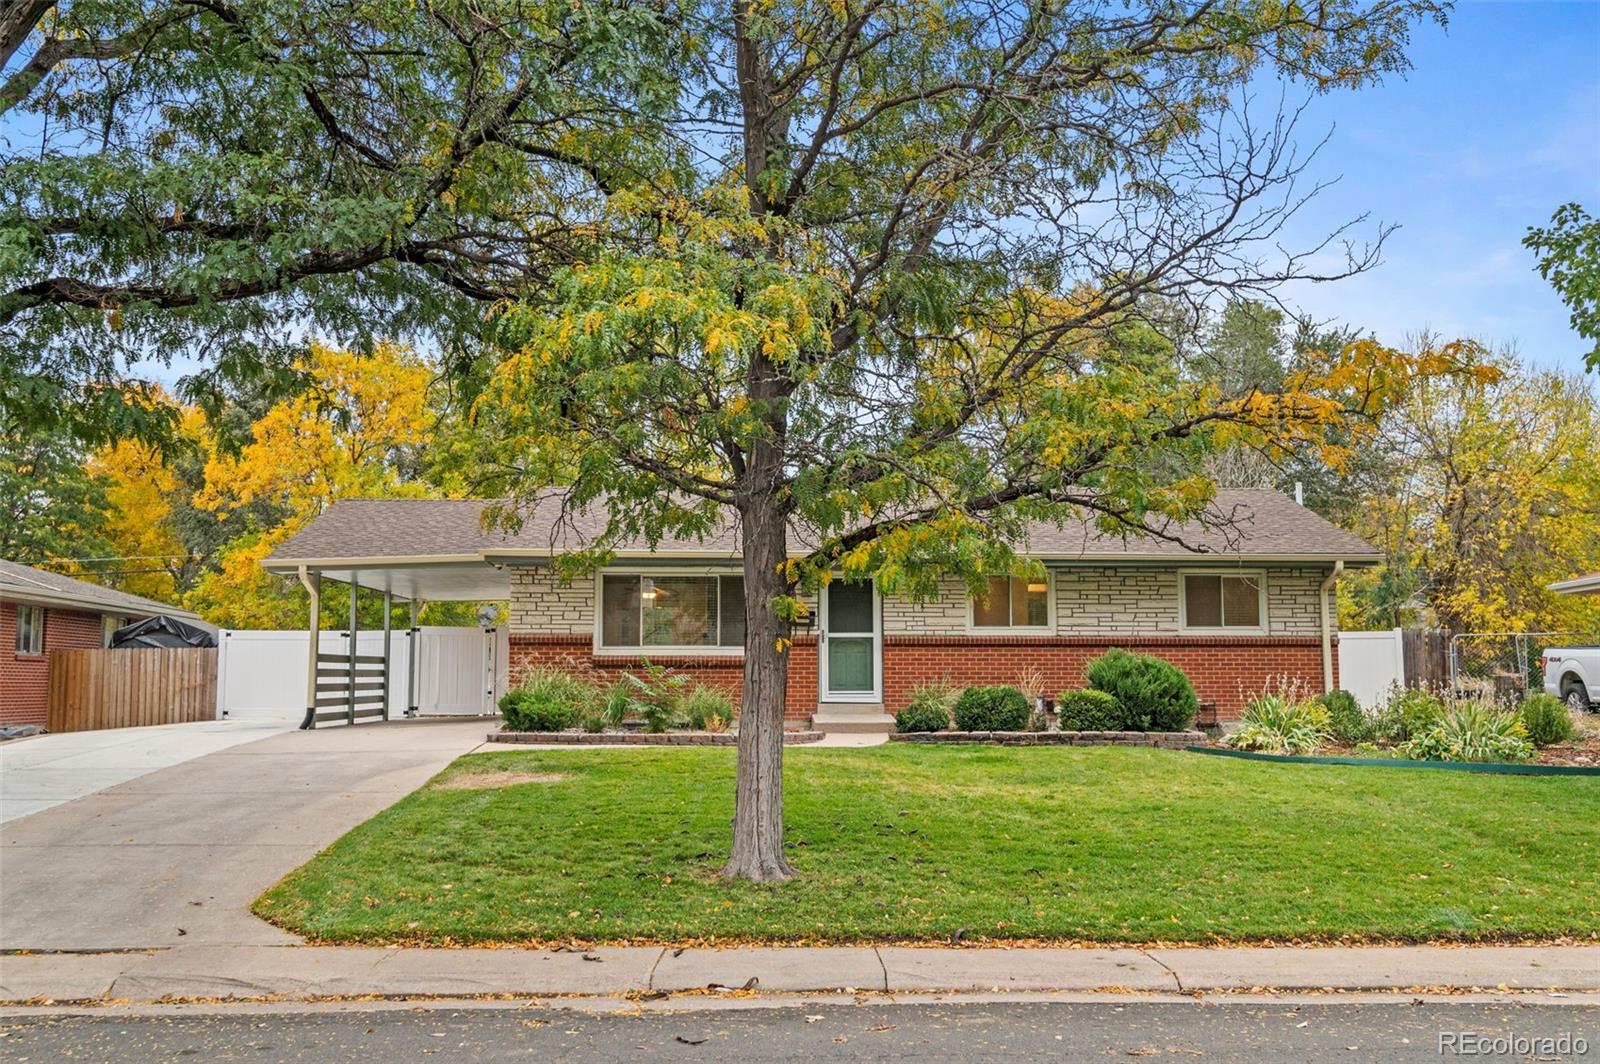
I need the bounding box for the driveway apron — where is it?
[0,720,486,951]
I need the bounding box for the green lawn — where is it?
[255,746,1600,946]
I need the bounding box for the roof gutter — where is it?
[1320,560,1345,693]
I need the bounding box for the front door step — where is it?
[811,703,895,734]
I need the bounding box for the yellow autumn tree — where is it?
[186,343,440,627]
[86,405,209,603]
[1339,345,1600,633]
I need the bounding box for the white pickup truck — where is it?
[1542,646,1600,712]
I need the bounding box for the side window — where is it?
[1181,573,1265,631]
[15,605,44,655]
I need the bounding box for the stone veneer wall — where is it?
[506,563,1338,720]
[879,567,1333,637]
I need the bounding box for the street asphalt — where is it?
[2,1001,1596,1062]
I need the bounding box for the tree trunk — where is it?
[723,493,795,882]
[722,341,796,883]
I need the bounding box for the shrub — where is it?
[1226,694,1331,754]
[1056,689,1124,731]
[620,662,690,732]
[895,701,951,733]
[498,690,577,732]
[1318,689,1372,744]
[1084,649,1198,731]
[578,711,607,734]
[498,668,596,731]
[1517,693,1575,747]
[1403,702,1534,763]
[681,684,735,732]
[895,681,957,733]
[1373,688,1447,743]
[952,685,1031,731]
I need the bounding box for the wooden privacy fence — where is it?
[1400,628,1451,693]
[47,648,218,733]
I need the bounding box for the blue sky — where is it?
[1274,0,1600,375]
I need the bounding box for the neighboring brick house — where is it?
[0,560,205,727]
[264,490,1378,730]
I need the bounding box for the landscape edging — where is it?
[487,730,824,746]
[1186,745,1600,776]
[890,730,1203,749]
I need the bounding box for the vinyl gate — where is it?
[216,627,507,722]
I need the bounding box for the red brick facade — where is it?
[509,634,822,723]
[881,634,1332,720]
[1,602,106,726]
[510,631,1333,722]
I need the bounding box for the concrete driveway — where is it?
[0,720,487,951]
[1,719,296,824]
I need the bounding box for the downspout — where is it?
[1319,560,1345,693]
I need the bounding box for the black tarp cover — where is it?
[109,615,217,648]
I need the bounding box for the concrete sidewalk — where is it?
[2,944,1595,1005]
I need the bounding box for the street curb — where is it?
[3,944,1596,1006]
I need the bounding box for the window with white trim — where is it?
[970,574,1052,630]
[102,615,125,648]
[599,574,745,650]
[15,604,44,655]
[1180,572,1265,631]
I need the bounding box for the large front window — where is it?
[600,574,745,650]
[971,575,1051,629]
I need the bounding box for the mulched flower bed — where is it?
[1195,721,1600,768]
[488,730,824,746]
[890,730,1205,749]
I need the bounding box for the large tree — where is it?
[1525,203,1600,371]
[4,0,1455,881]
[1336,344,1600,634]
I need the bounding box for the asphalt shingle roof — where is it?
[266,490,1378,565]
[0,559,200,618]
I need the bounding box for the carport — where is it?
[259,500,517,729]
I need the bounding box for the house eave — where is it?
[0,586,199,621]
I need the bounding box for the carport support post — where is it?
[381,589,393,721]
[299,568,321,730]
[347,582,359,726]
[407,600,420,716]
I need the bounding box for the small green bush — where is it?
[1517,693,1575,747]
[952,685,1031,731]
[1084,649,1198,731]
[681,684,735,731]
[578,711,607,734]
[895,701,951,733]
[1226,694,1331,754]
[1318,689,1372,744]
[498,690,578,732]
[1373,688,1447,743]
[498,667,597,731]
[1056,689,1124,731]
[895,682,956,733]
[1403,702,1533,763]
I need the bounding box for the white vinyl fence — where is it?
[217,626,508,723]
[1339,629,1407,709]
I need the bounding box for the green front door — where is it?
[824,580,876,697]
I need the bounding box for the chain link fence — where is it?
[1447,632,1599,705]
